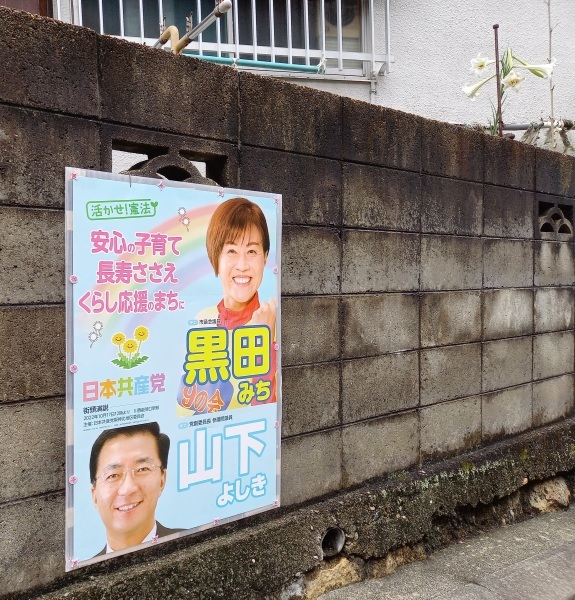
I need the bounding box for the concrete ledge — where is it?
[0,8,98,116]
[342,100,421,171]
[421,120,483,182]
[99,37,239,140]
[484,136,536,190]
[535,146,575,197]
[12,416,575,600]
[240,72,342,158]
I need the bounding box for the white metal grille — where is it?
[54,0,390,78]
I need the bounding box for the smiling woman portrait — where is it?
[206,197,275,326]
[201,197,277,405]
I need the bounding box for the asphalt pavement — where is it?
[319,507,575,600]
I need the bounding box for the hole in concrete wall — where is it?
[558,203,574,225]
[180,150,225,186]
[189,160,207,178]
[157,165,192,181]
[538,200,574,237]
[112,149,149,173]
[321,527,345,558]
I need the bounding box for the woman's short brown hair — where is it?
[206,197,270,275]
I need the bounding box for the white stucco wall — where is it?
[289,0,575,128]
[54,0,574,127]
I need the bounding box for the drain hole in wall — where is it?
[321,527,345,558]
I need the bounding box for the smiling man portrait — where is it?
[89,422,182,557]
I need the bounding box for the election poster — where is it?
[65,168,282,569]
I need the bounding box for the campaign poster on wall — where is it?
[64,168,282,569]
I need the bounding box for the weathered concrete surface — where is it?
[282,428,342,505]
[0,106,100,209]
[533,375,575,426]
[420,396,481,460]
[481,385,533,442]
[341,352,419,422]
[341,100,421,171]
[342,164,420,231]
[484,134,536,190]
[421,291,481,347]
[0,306,65,403]
[100,37,239,140]
[320,506,575,600]
[421,176,482,235]
[482,289,533,340]
[482,337,532,393]
[420,344,481,405]
[240,72,342,158]
[0,10,99,115]
[282,226,341,295]
[9,416,575,600]
[240,147,342,226]
[2,7,575,599]
[342,231,419,293]
[342,293,419,357]
[483,240,533,289]
[483,186,534,239]
[420,236,482,291]
[421,120,483,181]
[281,296,340,366]
[282,363,340,436]
[0,207,64,304]
[536,148,575,196]
[341,411,419,485]
[533,331,574,380]
[0,398,65,502]
[534,287,574,333]
[534,241,575,286]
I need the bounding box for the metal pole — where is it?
[493,24,503,137]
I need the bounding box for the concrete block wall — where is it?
[1,8,574,597]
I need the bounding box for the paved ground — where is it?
[319,507,575,600]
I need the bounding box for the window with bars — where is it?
[55,0,388,78]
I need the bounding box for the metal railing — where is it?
[55,0,390,78]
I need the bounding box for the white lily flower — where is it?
[462,74,496,100]
[501,70,526,92]
[522,61,555,79]
[470,53,495,76]
[513,56,555,78]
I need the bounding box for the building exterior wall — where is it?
[293,0,575,127]
[1,7,575,598]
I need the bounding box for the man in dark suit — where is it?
[90,422,182,556]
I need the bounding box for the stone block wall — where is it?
[1,8,575,597]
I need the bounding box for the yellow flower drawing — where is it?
[123,339,138,354]
[134,326,149,342]
[112,332,126,345]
